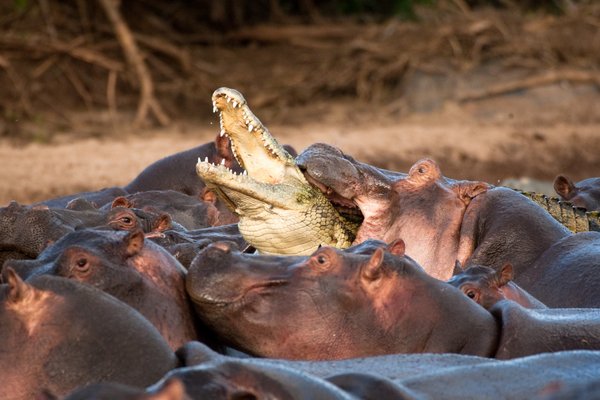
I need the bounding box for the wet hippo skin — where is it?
[0,270,177,400]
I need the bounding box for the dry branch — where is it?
[458,69,600,102]
[98,0,170,127]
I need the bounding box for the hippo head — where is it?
[186,240,497,360]
[554,175,600,211]
[0,269,177,399]
[104,206,173,236]
[297,146,490,279]
[3,229,151,286]
[0,201,74,262]
[447,263,514,310]
[3,229,195,351]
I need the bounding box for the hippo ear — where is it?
[154,213,172,232]
[201,188,218,204]
[387,239,405,256]
[124,229,145,257]
[496,263,514,287]
[153,377,186,400]
[361,248,385,282]
[554,175,576,200]
[111,196,133,209]
[453,260,464,276]
[4,267,32,304]
[455,181,490,205]
[405,159,442,186]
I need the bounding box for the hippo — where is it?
[0,201,74,265]
[4,228,200,350]
[64,341,600,400]
[34,186,129,209]
[554,174,600,211]
[0,200,175,268]
[513,231,600,308]
[149,223,247,269]
[186,240,499,359]
[0,269,177,400]
[104,190,224,230]
[297,144,490,280]
[297,144,590,292]
[447,263,547,309]
[124,134,240,198]
[187,241,600,360]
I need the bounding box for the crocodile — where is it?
[195,88,357,255]
[513,189,600,233]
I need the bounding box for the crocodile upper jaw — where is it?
[211,87,304,185]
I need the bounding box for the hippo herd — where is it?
[2,128,600,397]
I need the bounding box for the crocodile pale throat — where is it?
[196,88,357,255]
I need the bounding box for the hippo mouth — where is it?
[189,279,289,307]
[301,169,364,226]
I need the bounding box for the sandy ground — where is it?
[2,101,599,207]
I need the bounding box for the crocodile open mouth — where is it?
[211,87,295,185]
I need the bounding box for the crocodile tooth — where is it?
[248,124,254,132]
[221,159,226,165]
[220,129,225,137]
[213,104,218,113]
[243,170,247,175]
[204,156,209,163]
[226,97,231,103]
[232,101,238,108]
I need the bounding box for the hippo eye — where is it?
[465,290,476,299]
[311,253,331,270]
[418,167,425,174]
[75,257,89,272]
[120,216,133,224]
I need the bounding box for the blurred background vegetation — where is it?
[0,0,596,140]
